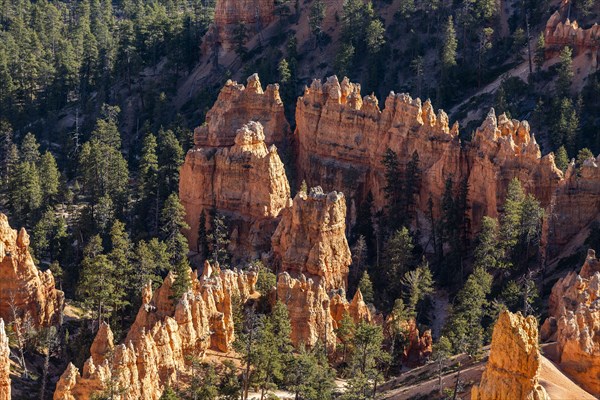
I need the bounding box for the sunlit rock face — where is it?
[472,310,549,400]
[180,119,291,263]
[0,320,9,400]
[0,213,64,328]
[272,187,351,291]
[294,75,562,243]
[542,249,600,395]
[54,264,257,400]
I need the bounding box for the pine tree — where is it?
[534,33,545,71]
[138,133,160,235]
[160,193,191,299]
[9,161,43,226]
[442,16,457,69]
[134,238,169,292]
[401,258,434,318]
[78,235,119,325]
[555,145,569,172]
[557,46,573,96]
[336,312,355,364]
[158,129,184,198]
[358,271,374,304]
[38,151,60,206]
[499,177,525,265]
[219,360,241,400]
[445,265,492,356]
[107,220,134,312]
[207,212,230,266]
[473,216,502,270]
[380,227,414,304]
[20,132,40,163]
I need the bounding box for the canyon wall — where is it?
[0,320,9,400]
[0,213,64,327]
[471,310,549,400]
[180,120,291,262]
[272,187,351,291]
[294,76,563,240]
[542,249,600,395]
[54,264,257,400]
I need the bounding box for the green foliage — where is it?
[21,133,40,164]
[207,212,230,266]
[39,151,60,205]
[358,271,374,304]
[159,387,180,400]
[218,360,241,400]
[534,33,545,71]
[8,161,42,226]
[551,97,579,152]
[557,46,574,96]
[555,146,570,172]
[442,16,457,69]
[445,265,492,356]
[381,149,420,231]
[380,227,414,306]
[78,235,123,324]
[336,312,356,364]
[160,193,191,300]
[309,0,327,40]
[286,344,335,400]
[401,258,434,318]
[278,59,291,84]
[335,43,355,78]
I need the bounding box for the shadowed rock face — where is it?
[0,319,9,400]
[472,310,549,400]
[0,213,63,328]
[180,120,291,263]
[54,263,257,400]
[272,186,351,291]
[542,249,600,395]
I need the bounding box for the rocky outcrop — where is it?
[276,272,371,350]
[180,120,291,262]
[547,158,600,256]
[472,310,549,400]
[0,213,63,327]
[54,264,257,400]
[544,11,600,59]
[542,249,600,395]
[0,320,9,400]
[203,0,276,58]
[401,319,432,367]
[272,187,351,291]
[295,76,563,241]
[193,74,290,148]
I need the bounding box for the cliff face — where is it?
[272,187,351,291]
[294,76,562,238]
[0,213,64,327]
[54,264,257,400]
[0,320,9,400]
[180,120,291,262]
[542,249,600,395]
[204,0,275,57]
[472,310,549,400]
[276,272,371,350]
[193,74,290,148]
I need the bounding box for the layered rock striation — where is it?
[54,264,257,400]
[0,213,63,327]
[471,310,549,400]
[193,74,290,148]
[0,320,9,400]
[276,272,371,350]
[542,249,600,395]
[295,76,564,240]
[180,120,291,262]
[272,186,351,291]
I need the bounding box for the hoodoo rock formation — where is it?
[471,310,549,400]
[193,74,290,148]
[0,320,9,400]
[272,187,351,291]
[180,120,291,262]
[54,264,257,400]
[294,76,563,238]
[0,213,63,327]
[544,10,600,59]
[276,272,371,350]
[542,249,600,395]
